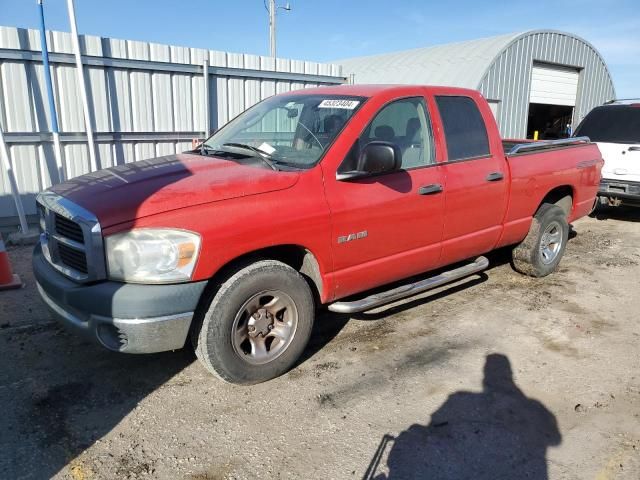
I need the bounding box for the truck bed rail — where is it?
[507,136,591,156]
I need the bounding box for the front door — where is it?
[324,96,445,299]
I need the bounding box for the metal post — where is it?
[269,0,276,58]
[66,0,99,173]
[37,0,64,182]
[0,124,29,233]
[203,59,210,137]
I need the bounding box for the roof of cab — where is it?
[281,84,480,98]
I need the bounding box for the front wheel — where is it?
[192,260,315,384]
[512,203,569,277]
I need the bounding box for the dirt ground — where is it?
[1,207,639,480]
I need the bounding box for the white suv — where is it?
[575,100,640,208]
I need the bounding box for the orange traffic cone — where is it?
[0,232,22,290]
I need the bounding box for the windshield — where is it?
[202,94,366,168]
[574,105,640,144]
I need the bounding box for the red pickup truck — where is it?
[34,85,603,384]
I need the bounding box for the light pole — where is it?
[267,0,291,58]
[37,0,64,183]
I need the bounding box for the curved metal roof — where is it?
[338,30,612,90]
[338,32,521,88]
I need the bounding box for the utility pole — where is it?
[37,0,64,183]
[269,0,276,58]
[267,0,291,58]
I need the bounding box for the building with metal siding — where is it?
[339,30,615,139]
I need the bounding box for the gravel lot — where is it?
[1,208,639,480]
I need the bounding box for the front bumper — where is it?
[33,244,207,353]
[599,178,640,204]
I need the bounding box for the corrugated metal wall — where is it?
[479,31,615,138]
[0,26,344,223]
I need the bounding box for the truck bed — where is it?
[503,136,591,156]
[503,137,602,233]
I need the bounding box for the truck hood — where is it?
[50,153,300,227]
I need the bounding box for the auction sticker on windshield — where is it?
[318,99,360,109]
[258,142,276,155]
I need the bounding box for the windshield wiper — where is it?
[221,143,278,171]
[200,144,219,156]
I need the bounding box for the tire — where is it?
[512,203,569,277]
[192,260,315,384]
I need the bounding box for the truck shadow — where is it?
[348,273,488,322]
[304,247,518,357]
[306,234,585,361]
[0,325,194,479]
[302,264,499,362]
[591,205,640,222]
[342,247,520,323]
[363,353,562,479]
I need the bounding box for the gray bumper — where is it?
[33,244,207,353]
[599,179,640,202]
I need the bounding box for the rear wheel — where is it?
[192,260,314,384]
[512,204,569,277]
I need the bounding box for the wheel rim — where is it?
[539,221,563,265]
[231,290,298,365]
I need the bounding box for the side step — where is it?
[328,256,489,314]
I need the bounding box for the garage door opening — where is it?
[527,103,574,139]
[526,63,580,139]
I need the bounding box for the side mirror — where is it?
[336,141,401,181]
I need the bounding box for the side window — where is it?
[362,97,435,169]
[435,96,490,161]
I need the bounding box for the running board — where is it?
[328,256,489,314]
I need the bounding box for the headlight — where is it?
[105,229,201,284]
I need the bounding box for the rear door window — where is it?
[574,105,640,143]
[435,96,490,161]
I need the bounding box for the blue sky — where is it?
[0,0,637,97]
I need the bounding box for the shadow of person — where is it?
[371,354,561,480]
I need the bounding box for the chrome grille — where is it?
[54,214,85,244]
[36,192,106,283]
[58,243,89,273]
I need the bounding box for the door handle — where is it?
[418,184,443,195]
[486,172,504,182]
[629,146,640,152]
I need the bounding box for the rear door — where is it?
[324,96,445,299]
[433,95,509,264]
